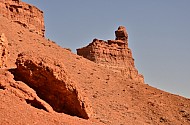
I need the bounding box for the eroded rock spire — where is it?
[115,26,128,42]
[77,26,144,83]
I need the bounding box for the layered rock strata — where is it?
[0,0,45,36]
[77,26,144,83]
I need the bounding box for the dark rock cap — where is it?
[115,26,128,41]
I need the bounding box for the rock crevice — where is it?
[12,52,92,119]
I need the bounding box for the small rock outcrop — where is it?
[0,0,45,36]
[13,52,92,119]
[0,33,8,68]
[0,69,54,112]
[77,26,144,83]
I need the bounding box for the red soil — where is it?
[0,1,190,125]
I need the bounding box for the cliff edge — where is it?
[0,0,45,36]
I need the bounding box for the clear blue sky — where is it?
[22,0,190,98]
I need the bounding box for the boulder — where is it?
[13,52,92,119]
[115,26,128,42]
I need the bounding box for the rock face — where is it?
[115,26,128,42]
[13,52,92,119]
[77,26,144,83]
[0,33,8,68]
[0,69,54,113]
[0,0,45,36]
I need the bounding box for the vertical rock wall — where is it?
[77,26,144,83]
[0,0,45,36]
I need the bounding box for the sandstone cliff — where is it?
[0,0,45,36]
[77,26,144,83]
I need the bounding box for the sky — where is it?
[22,0,190,98]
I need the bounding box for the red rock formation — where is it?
[0,33,8,68]
[0,69,54,113]
[1,12,190,125]
[0,0,45,36]
[13,52,92,119]
[77,26,144,83]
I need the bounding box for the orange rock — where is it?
[0,0,45,36]
[0,33,8,68]
[14,52,92,119]
[115,26,128,42]
[77,26,144,83]
[0,1,190,125]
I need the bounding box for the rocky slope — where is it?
[0,1,190,125]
